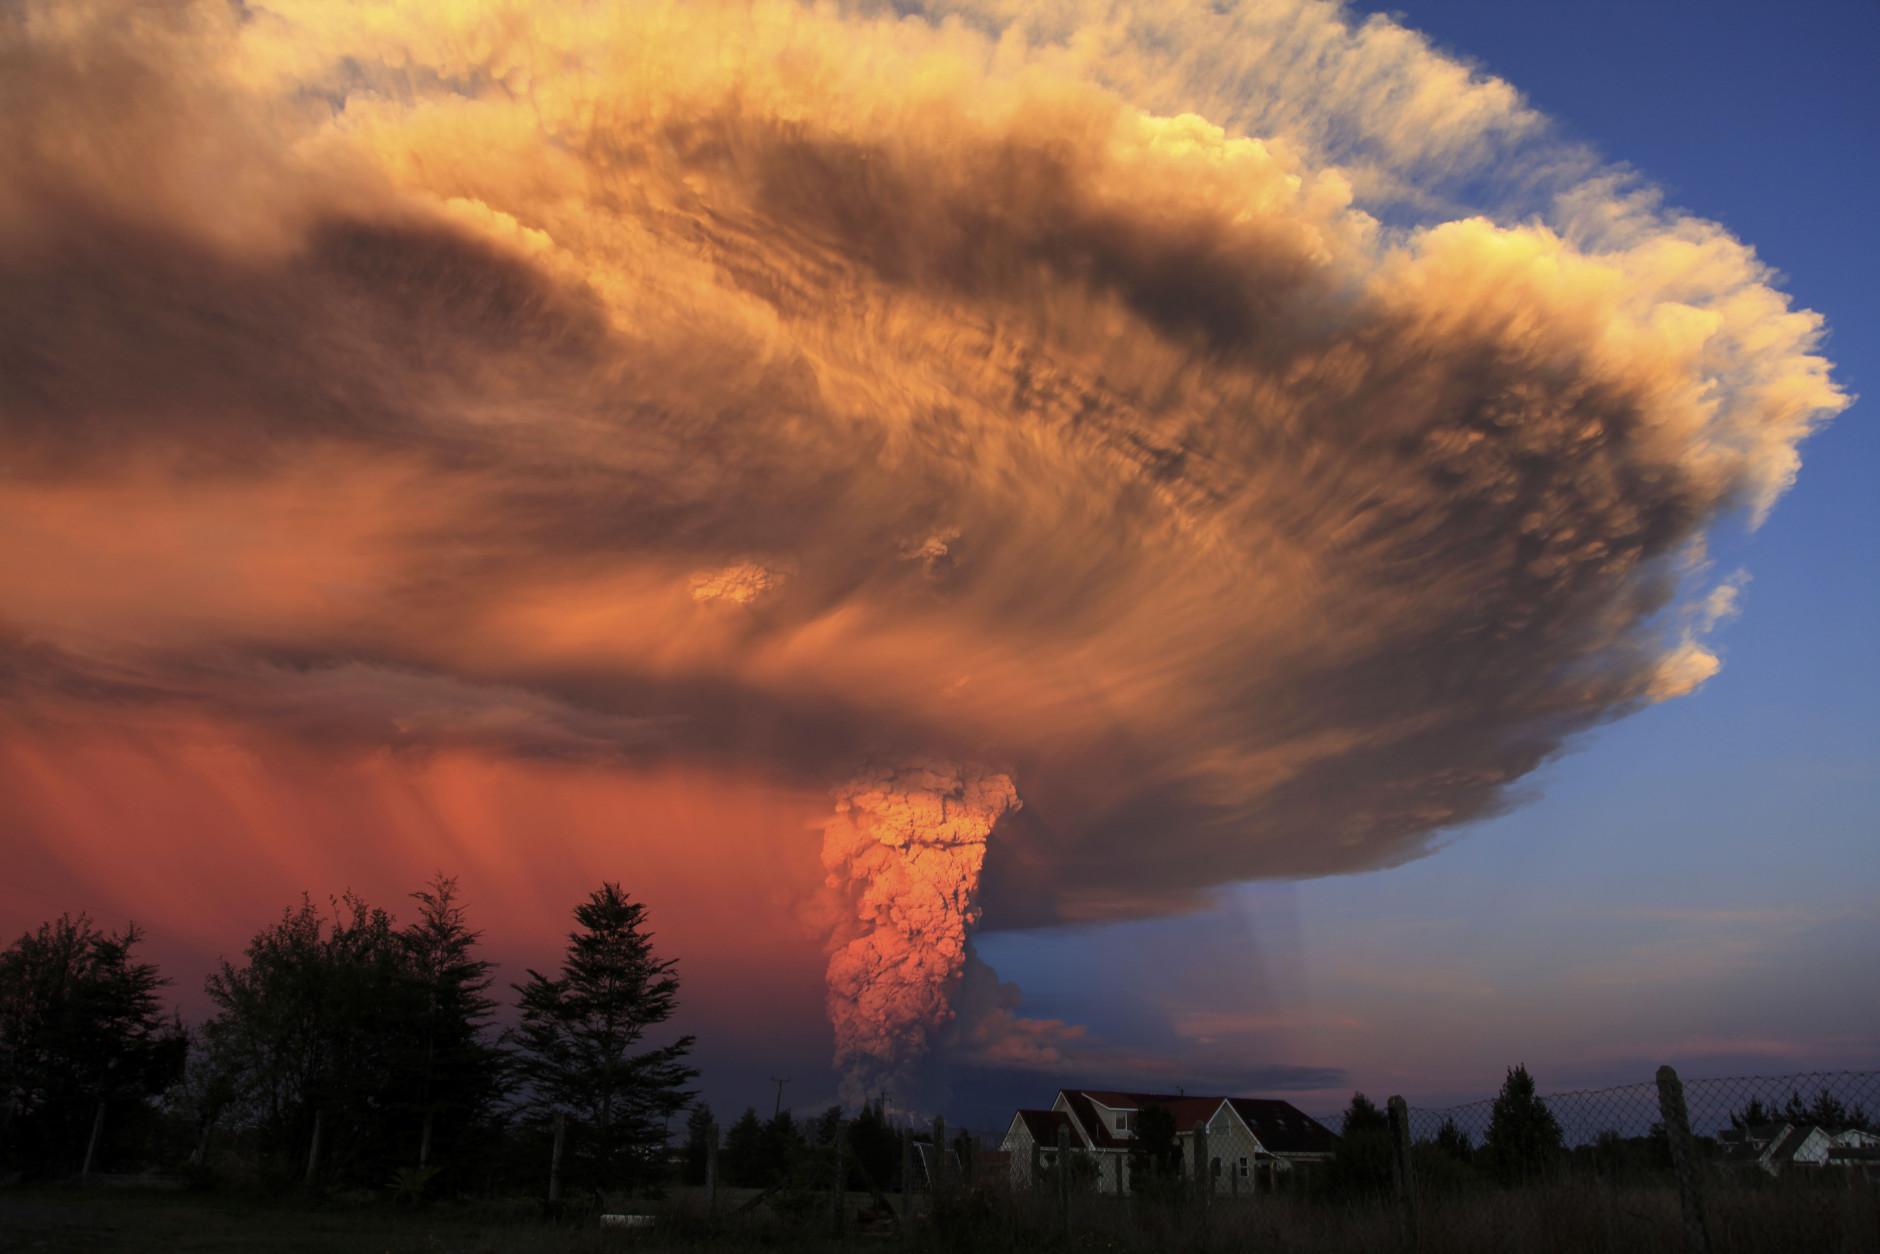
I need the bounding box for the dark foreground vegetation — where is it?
[2,1170,1877,1254]
[6,881,1876,1252]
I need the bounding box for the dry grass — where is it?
[2,1175,1874,1253]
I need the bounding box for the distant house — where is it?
[1720,1123,1880,1175]
[999,1089,1339,1196]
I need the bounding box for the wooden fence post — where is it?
[932,1116,946,1188]
[832,1118,846,1237]
[548,1112,566,1203]
[1656,1066,1711,1254]
[902,1128,914,1222]
[706,1121,719,1212]
[304,1109,325,1186]
[1030,1139,1042,1191]
[81,1100,106,1180]
[1194,1120,1211,1211]
[1387,1096,1416,1251]
[1056,1123,1071,1240]
[190,1111,217,1168]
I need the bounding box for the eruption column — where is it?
[820,760,1019,1107]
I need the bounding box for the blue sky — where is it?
[968,0,1878,1122]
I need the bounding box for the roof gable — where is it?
[1047,1090,1339,1156]
[1225,1098,1342,1155]
[1013,1108,1077,1146]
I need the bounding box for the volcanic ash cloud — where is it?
[0,0,1849,1090]
[820,762,1019,1106]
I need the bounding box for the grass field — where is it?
[3,1176,1876,1253]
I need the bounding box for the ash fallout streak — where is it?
[0,0,1846,1107]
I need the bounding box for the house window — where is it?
[1115,1115,1126,1130]
[1238,1157,1250,1178]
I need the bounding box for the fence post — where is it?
[706,1121,719,1213]
[81,1100,106,1180]
[1057,1123,1071,1240]
[303,1109,325,1185]
[1030,1139,1042,1191]
[190,1110,216,1168]
[1656,1066,1711,1254]
[548,1112,566,1203]
[1195,1118,1212,1232]
[832,1118,846,1237]
[902,1128,915,1221]
[932,1116,946,1188]
[1387,1096,1416,1251]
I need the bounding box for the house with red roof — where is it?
[999,1089,1339,1196]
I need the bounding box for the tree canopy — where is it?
[0,915,185,1179]
[509,882,697,1192]
[1484,1064,1563,1184]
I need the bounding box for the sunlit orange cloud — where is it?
[0,0,1848,1104]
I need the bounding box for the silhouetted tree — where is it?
[1777,1088,1869,1131]
[0,915,185,1179]
[1130,1102,1181,1178]
[812,1104,842,1146]
[509,883,697,1192]
[1321,1091,1393,1199]
[1343,1092,1389,1135]
[396,875,508,1174]
[760,1107,805,1184]
[722,1107,766,1186]
[682,1102,715,1186]
[1483,1065,1563,1184]
[1729,1097,1775,1130]
[202,893,412,1184]
[847,1098,900,1190]
[1433,1115,1473,1162]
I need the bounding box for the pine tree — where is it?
[398,875,507,1173]
[812,1104,842,1146]
[682,1102,715,1186]
[722,1107,766,1186]
[509,883,697,1191]
[1131,1102,1181,1177]
[1343,1092,1389,1135]
[1484,1064,1563,1184]
[1729,1096,1774,1131]
[1325,1091,1393,1198]
[759,1107,805,1185]
[0,915,186,1179]
[846,1097,901,1190]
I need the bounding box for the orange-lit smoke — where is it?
[819,761,1018,1105]
[0,0,1847,1102]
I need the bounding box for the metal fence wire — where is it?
[1315,1070,1880,1149]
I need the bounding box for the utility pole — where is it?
[770,1076,791,1118]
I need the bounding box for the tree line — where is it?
[1320,1064,1875,1200]
[0,876,696,1198]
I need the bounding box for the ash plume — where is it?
[0,0,1848,1098]
[820,761,1019,1106]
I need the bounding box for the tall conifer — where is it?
[509,883,696,1190]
